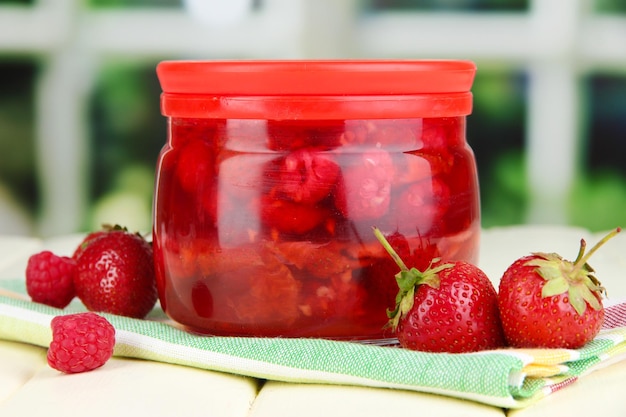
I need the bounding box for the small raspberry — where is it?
[47,312,116,374]
[26,251,76,308]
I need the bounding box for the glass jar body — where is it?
[153,116,480,340]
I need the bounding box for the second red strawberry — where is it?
[374,227,505,353]
[74,228,158,319]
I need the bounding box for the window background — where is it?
[0,0,625,236]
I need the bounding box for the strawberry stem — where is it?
[373,227,409,271]
[574,227,621,269]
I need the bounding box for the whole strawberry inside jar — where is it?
[153,60,480,340]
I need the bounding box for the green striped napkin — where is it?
[1,290,625,409]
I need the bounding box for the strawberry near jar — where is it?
[153,60,481,341]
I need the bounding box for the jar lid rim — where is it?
[157,60,476,96]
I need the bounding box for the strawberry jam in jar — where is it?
[154,60,480,340]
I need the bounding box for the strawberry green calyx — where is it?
[526,227,621,316]
[372,227,453,331]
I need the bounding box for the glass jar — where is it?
[153,60,480,340]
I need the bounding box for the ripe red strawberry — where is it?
[498,228,621,349]
[47,312,115,373]
[71,224,122,260]
[373,227,505,353]
[74,229,157,318]
[25,251,76,309]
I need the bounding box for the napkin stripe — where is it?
[603,302,626,329]
[545,376,577,394]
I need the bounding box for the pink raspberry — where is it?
[47,312,116,374]
[26,251,76,308]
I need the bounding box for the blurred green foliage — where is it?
[595,0,626,13]
[90,62,164,201]
[0,0,33,5]
[86,62,164,231]
[87,0,180,7]
[569,170,626,231]
[468,68,527,227]
[0,60,38,211]
[586,74,626,179]
[366,0,528,11]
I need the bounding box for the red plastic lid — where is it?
[157,60,476,119]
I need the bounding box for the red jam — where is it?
[154,60,480,340]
